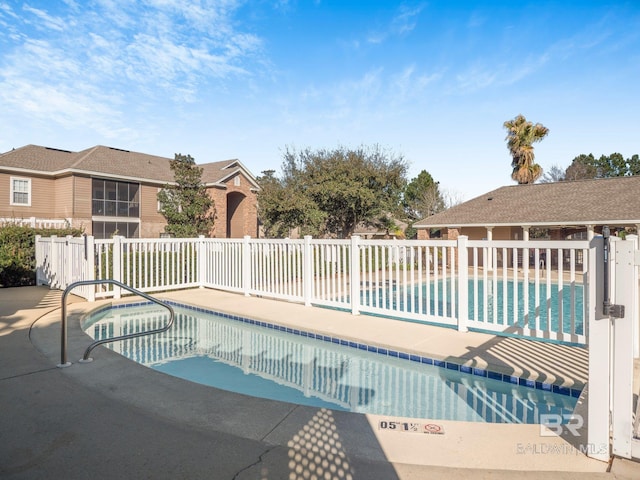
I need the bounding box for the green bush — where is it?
[0,224,84,287]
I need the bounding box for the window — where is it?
[92,179,139,218]
[92,221,140,239]
[10,177,31,206]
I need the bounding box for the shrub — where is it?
[0,224,83,287]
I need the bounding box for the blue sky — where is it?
[1,1,638,200]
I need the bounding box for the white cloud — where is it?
[391,65,442,102]
[22,5,66,32]
[0,0,265,133]
[0,75,127,139]
[391,4,425,36]
[366,3,425,45]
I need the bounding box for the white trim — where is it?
[1,165,261,190]
[91,216,141,223]
[10,176,31,206]
[1,166,173,187]
[415,220,640,229]
[206,167,261,190]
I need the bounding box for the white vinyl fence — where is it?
[36,234,596,345]
[36,233,640,463]
[1,217,70,228]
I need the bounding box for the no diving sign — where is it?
[378,420,445,435]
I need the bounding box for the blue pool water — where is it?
[82,303,579,424]
[360,279,585,336]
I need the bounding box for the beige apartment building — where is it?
[0,144,260,239]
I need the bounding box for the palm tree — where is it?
[503,114,549,184]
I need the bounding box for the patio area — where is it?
[2,285,640,479]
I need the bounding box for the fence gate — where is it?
[609,234,640,459]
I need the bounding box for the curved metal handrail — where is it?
[59,279,175,367]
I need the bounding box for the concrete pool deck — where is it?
[1,286,639,479]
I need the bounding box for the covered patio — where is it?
[414,176,640,243]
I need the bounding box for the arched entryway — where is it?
[226,192,246,238]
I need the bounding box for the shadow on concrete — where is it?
[0,286,65,317]
[446,333,588,388]
[1,297,401,480]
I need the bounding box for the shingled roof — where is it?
[414,176,640,229]
[0,144,259,188]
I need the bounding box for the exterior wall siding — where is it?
[71,176,92,233]
[0,172,56,219]
[1,163,259,239]
[54,176,73,218]
[140,184,168,238]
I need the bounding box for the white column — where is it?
[86,235,96,302]
[303,236,313,306]
[457,235,469,332]
[112,235,122,299]
[587,234,611,462]
[350,235,361,315]
[522,225,530,241]
[486,227,494,271]
[587,225,595,240]
[65,235,73,288]
[611,236,637,458]
[242,235,251,296]
[50,236,58,289]
[197,235,206,288]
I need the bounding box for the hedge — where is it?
[0,224,84,287]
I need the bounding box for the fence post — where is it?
[457,235,469,332]
[303,236,312,306]
[35,235,44,286]
[611,236,638,459]
[50,235,58,289]
[243,236,251,296]
[85,235,96,301]
[350,236,361,315]
[113,236,122,299]
[65,235,73,288]
[587,235,610,462]
[629,235,640,358]
[198,235,206,288]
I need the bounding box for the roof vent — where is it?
[487,197,493,201]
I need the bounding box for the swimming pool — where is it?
[82,302,580,424]
[359,279,585,336]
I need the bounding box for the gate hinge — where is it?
[604,302,625,318]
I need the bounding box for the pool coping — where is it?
[96,299,584,400]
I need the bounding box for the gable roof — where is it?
[0,144,259,189]
[414,176,640,229]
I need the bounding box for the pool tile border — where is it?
[95,300,583,400]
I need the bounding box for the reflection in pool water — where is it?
[83,303,578,423]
